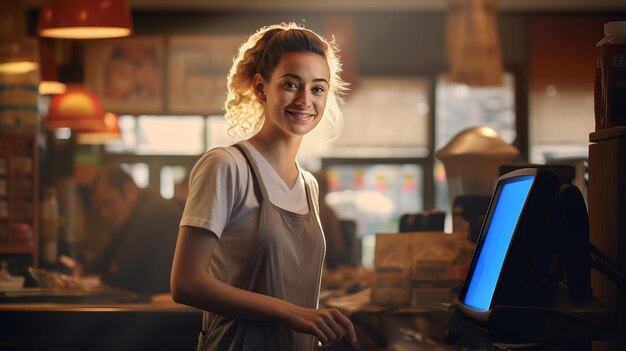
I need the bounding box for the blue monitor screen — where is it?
[462,175,535,311]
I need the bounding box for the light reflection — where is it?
[546,84,558,96]
[416,101,430,115]
[453,84,470,98]
[122,163,149,189]
[161,166,175,199]
[54,127,71,139]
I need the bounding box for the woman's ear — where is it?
[253,74,266,102]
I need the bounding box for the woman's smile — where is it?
[286,109,316,120]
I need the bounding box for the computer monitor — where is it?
[455,167,626,343]
[457,167,565,324]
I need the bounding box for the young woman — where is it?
[170,23,357,350]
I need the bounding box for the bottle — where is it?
[40,186,59,266]
[595,21,626,131]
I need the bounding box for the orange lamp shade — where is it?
[45,86,106,132]
[77,112,122,144]
[38,0,132,39]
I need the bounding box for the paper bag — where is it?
[371,232,474,308]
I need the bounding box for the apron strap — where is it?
[233,143,265,202]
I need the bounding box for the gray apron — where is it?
[197,143,325,351]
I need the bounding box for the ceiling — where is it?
[25,0,626,12]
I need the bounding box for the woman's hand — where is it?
[284,305,357,346]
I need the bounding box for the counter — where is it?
[0,300,201,351]
[2,287,624,351]
[321,289,625,351]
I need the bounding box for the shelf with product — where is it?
[0,131,39,269]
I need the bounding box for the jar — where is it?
[595,21,626,131]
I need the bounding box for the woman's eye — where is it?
[283,82,298,89]
[312,86,326,94]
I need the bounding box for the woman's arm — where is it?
[170,225,357,345]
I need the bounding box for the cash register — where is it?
[455,167,626,343]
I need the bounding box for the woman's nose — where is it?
[294,90,312,108]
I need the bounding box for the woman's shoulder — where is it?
[191,144,249,176]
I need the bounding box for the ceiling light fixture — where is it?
[44,86,107,132]
[38,0,133,40]
[0,0,39,74]
[445,0,503,86]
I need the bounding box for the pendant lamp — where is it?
[38,0,133,40]
[44,86,106,132]
[39,38,67,95]
[0,0,38,74]
[445,0,503,86]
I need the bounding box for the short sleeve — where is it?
[179,147,242,238]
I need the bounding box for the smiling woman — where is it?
[170,22,357,350]
[224,22,347,141]
[252,51,330,146]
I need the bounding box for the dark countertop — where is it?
[0,294,202,351]
[0,301,199,312]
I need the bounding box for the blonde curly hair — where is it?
[224,22,348,139]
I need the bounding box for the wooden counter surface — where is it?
[0,301,198,312]
[0,300,202,351]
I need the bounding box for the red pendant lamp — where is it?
[38,0,132,40]
[44,86,106,132]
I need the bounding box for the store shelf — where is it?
[0,131,39,268]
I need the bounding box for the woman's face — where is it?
[256,51,330,138]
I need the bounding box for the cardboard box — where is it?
[371,232,474,308]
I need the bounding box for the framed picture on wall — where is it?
[167,35,242,115]
[85,36,165,114]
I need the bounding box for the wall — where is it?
[528,14,625,162]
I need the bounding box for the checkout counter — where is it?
[0,285,201,351]
[2,288,613,351]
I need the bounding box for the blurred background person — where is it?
[87,165,182,296]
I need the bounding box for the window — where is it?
[434,73,517,224]
[105,115,206,155]
[323,161,424,268]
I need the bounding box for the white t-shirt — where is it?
[179,141,321,284]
